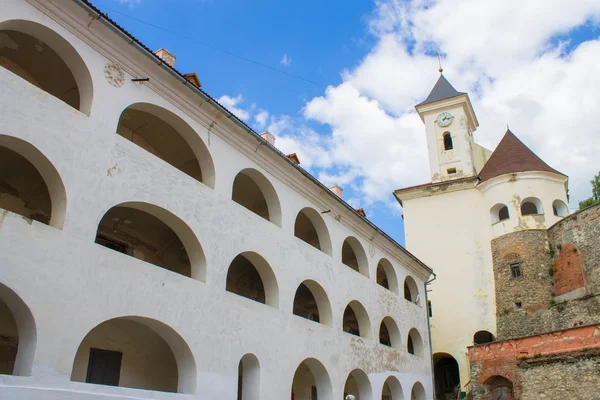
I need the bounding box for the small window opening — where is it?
[521,202,539,215]
[407,335,415,355]
[447,168,457,174]
[498,206,509,221]
[473,331,495,345]
[86,348,123,387]
[428,300,433,317]
[443,133,453,151]
[514,301,522,310]
[404,282,412,302]
[510,263,522,279]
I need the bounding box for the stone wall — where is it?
[492,204,600,340]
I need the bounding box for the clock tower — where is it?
[415,74,482,183]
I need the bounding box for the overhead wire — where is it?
[100,6,320,86]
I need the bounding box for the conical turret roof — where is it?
[416,74,466,106]
[478,129,565,183]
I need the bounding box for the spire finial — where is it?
[436,51,443,74]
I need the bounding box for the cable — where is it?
[100,6,320,86]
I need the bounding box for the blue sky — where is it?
[92,0,600,246]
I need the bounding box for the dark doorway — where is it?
[434,353,460,400]
[86,348,122,387]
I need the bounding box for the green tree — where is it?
[578,171,600,210]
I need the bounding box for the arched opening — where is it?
[95,202,206,280]
[293,280,332,325]
[473,330,495,345]
[0,19,93,115]
[377,258,399,294]
[379,317,401,349]
[552,199,569,217]
[344,369,372,400]
[443,132,453,151]
[407,328,423,356]
[0,135,67,229]
[404,276,419,304]
[341,237,369,277]
[520,197,542,216]
[410,382,426,400]
[342,300,371,339]
[117,103,215,188]
[0,282,36,376]
[433,353,460,400]
[294,207,332,255]
[483,376,514,400]
[382,376,404,400]
[226,252,279,307]
[70,316,196,394]
[237,353,260,400]
[232,168,282,227]
[490,203,510,224]
[291,358,332,400]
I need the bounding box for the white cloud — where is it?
[117,0,141,7]
[217,94,250,121]
[254,110,269,129]
[280,54,292,67]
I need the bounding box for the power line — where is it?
[101,7,320,86]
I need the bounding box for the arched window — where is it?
[344,369,373,400]
[95,202,206,280]
[291,358,332,399]
[117,103,215,188]
[377,258,399,294]
[434,353,460,398]
[293,280,332,325]
[473,330,495,344]
[443,132,453,151]
[382,376,403,400]
[341,237,369,277]
[232,168,282,227]
[520,197,542,216]
[552,199,569,217]
[404,276,420,304]
[0,135,67,229]
[490,203,510,224]
[379,317,401,349]
[0,20,93,115]
[226,252,279,307]
[71,317,196,394]
[342,301,371,339]
[294,207,332,255]
[411,382,427,400]
[407,328,423,356]
[237,354,260,400]
[0,283,37,377]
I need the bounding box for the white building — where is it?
[0,0,434,399]
[394,74,569,398]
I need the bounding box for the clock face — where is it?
[436,112,453,127]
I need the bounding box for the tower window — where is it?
[447,168,457,174]
[510,263,522,279]
[498,206,509,221]
[443,132,453,150]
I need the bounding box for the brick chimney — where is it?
[259,131,276,146]
[328,185,343,198]
[155,48,176,68]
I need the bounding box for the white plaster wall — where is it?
[0,1,433,399]
[403,188,496,390]
[479,172,569,239]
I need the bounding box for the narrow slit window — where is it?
[443,133,453,150]
[510,263,522,279]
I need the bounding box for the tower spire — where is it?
[436,51,443,74]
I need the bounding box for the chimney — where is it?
[355,208,367,218]
[184,72,201,88]
[259,131,276,146]
[286,153,300,165]
[328,184,343,198]
[155,48,176,68]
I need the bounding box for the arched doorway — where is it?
[0,135,67,229]
[226,252,279,307]
[411,382,426,400]
[237,353,260,400]
[70,316,196,394]
[291,358,332,399]
[344,369,372,400]
[292,280,332,325]
[433,353,460,399]
[484,376,514,400]
[382,375,404,400]
[232,168,282,226]
[294,207,332,255]
[0,282,36,376]
[116,103,215,187]
[95,202,206,280]
[0,19,93,114]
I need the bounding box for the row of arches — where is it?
[490,198,568,224]
[0,281,426,397]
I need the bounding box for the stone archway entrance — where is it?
[433,353,459,399]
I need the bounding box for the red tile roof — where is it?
[478,129,564,183]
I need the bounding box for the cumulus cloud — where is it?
[217,94,251,121]
[254,110,269,129]
[280,54,292,66]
